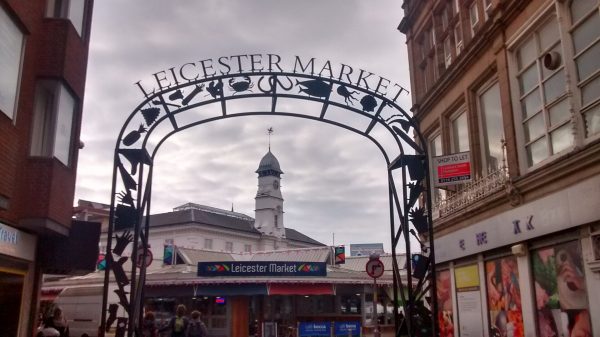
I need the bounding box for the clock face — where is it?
[273,180,279,189]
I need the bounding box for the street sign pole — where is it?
[366,253,383,337]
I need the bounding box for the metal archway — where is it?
[100,57,437,337]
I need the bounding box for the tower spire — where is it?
[267,127,274,151]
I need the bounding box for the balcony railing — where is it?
[432,166,509,219]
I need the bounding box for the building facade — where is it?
[400,0,599,336]
[0,1,96,336]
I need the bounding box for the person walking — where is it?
[141,311,158,337]
[186,310,208,337]
[160,304,189,337]
[43,307,69,337]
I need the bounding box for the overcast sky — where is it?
[75,1,415,252]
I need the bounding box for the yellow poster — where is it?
[454,264,479,290]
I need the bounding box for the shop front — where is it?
[0,222,37,337]
[434,175,600,337]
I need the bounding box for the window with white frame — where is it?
[204,238,213,250]
[0,6,24,120]
[46,0,87,37]
[30,80,76,166]
[514,15,572,167]
[478,82,505,174]
[455,23,464,55]
[454,0,461,15]
[444,36,453,68]
[429,133,446,204]
[469,2,479,36]
[569,0,600,137]
[451,111,470,153]
[244,244,252,253]
[225,241,233,252]
[483,0,492,20]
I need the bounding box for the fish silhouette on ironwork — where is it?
[105,304,119,332]
[182,84,205,105]
[360,95,378,112]
[141,107,160,126]
[115,204,138,231]
[258,75,294,93]
[296,79,331,98]
[206,81,224,98]
[390,154,426,181]
[168,89,184,101]
[152,99,179,109]
[118,162,136,191]
[122,124,146,146]
[336,85,358,105]
[114,287,130,307]
[113,230,133,256]
[118,149,152,175]
[229,76,254,94]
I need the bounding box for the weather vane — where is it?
[267,127,274,151]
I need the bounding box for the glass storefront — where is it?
[485,256,524,337]
[0,267,25,336]
[532,241,592,337]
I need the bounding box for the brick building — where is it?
[0,1,97,336]
[399,0,599,336]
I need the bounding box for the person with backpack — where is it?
[186,310,208,337]
[159,304,189,337]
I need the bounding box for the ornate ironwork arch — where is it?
[101,65,437,337]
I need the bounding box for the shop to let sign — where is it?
[433,152,471,187]
[198,261,327,277]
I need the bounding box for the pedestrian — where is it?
[43,307,69,337]
[141,311,158,337]
[160,304,188,337]
[186,310,208,337]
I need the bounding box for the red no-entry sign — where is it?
[366,258,384,279]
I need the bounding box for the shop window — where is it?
[485,256,524,337]
[436,270,455,337]
[477,82,505,175]
[0,6,24,120]
[569,0,600,137]
[46,0,88,37]
[204,238,213,250]
[531,241,592,337]
[340,294,361,314]
[514,15,572,167]
[296,295,335,315]
[30,80,76,166]
[0,269,24,337]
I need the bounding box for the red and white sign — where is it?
[365,259,384,279]
[433,152,472,187]
[136,246,153,268]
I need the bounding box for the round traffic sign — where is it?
[136,247,153,268]
[365,259,384,278]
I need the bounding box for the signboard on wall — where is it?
[198,261,327,277]
[334,321,360,337]
[454,264,484,337]
[432,152,471,187]
[299,322,331,337]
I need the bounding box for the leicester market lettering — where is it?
[134,54,408,102]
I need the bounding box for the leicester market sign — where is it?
[133,53,408,101]
[198,261,327,277]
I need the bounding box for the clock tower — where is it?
[254,150,285,240]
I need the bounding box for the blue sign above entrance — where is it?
[299,322,331,337]
[197,261,327,277]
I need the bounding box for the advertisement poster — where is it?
[532,242,592,337]
[298,322,331,337]
[486,257,524,337]
[436,270,454,337]
[454,265,483,337]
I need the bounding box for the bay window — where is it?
[30,80,77,166]
[513,15,572,167]
[0,6,24,120]
[46,0,87,37]
[569,0,600,137]
[478,82,504,174]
